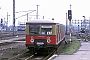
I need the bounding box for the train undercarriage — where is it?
[26,38,66,55]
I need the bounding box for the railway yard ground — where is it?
[0,31,26,60]
[0,32,90,60]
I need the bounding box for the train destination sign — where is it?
[41,25,52,28]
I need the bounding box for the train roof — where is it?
[26,19,59,24]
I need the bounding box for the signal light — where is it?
[68,10,72,21]
[1,18,3,23]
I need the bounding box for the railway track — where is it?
[27,40,65,60]
[8,50,55,60]
[7,40,65,60]
[0,31,25,35]
[0,38,26,60]
[25,50,55,60]
[8,51,32,60]
[0,31,25,39]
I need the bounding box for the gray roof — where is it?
[26,19,59,23]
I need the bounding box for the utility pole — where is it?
[82,16,87,41]
[89,18,90,33]
[27,13,28,21]
[43,16,44,19]
[66,13,68,35]
[6,12,8,31]
[82,16,86,29]
[81,20,82,29]
[68,4,72,42]
[6,12,10,31]
[36,5,39,19]
[13,0,15,36]
[70,4,72,42]
[70,4,71,10]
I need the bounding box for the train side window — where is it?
[56,25,59,34]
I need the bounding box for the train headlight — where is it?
[30,39,34,42]
[47,39,51,43]
[47,36,51,43]
[30,36,34,42]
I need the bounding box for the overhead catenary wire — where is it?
[16,10,36,19]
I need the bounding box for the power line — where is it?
[16,10,36,13]
[16,10,36,19]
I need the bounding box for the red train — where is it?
[25,19,65,54]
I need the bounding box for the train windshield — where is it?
[41,25,52,35]
[29,24,52,35]
[29,24,40,35]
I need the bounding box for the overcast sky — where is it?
[0,0,90,26]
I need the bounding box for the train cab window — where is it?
[41,25,52,35]
[29,25,40,35]
[41,29,45,34]
[46,29,52,35]
[41,28,52,35]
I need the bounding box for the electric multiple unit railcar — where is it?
[18,24,26,31]
[26,19,65,54]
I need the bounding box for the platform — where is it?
[53,41,90,60]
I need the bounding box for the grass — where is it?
[60,40,81,55]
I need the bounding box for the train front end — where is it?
[26,20,60,53]
[26,23,57,49]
